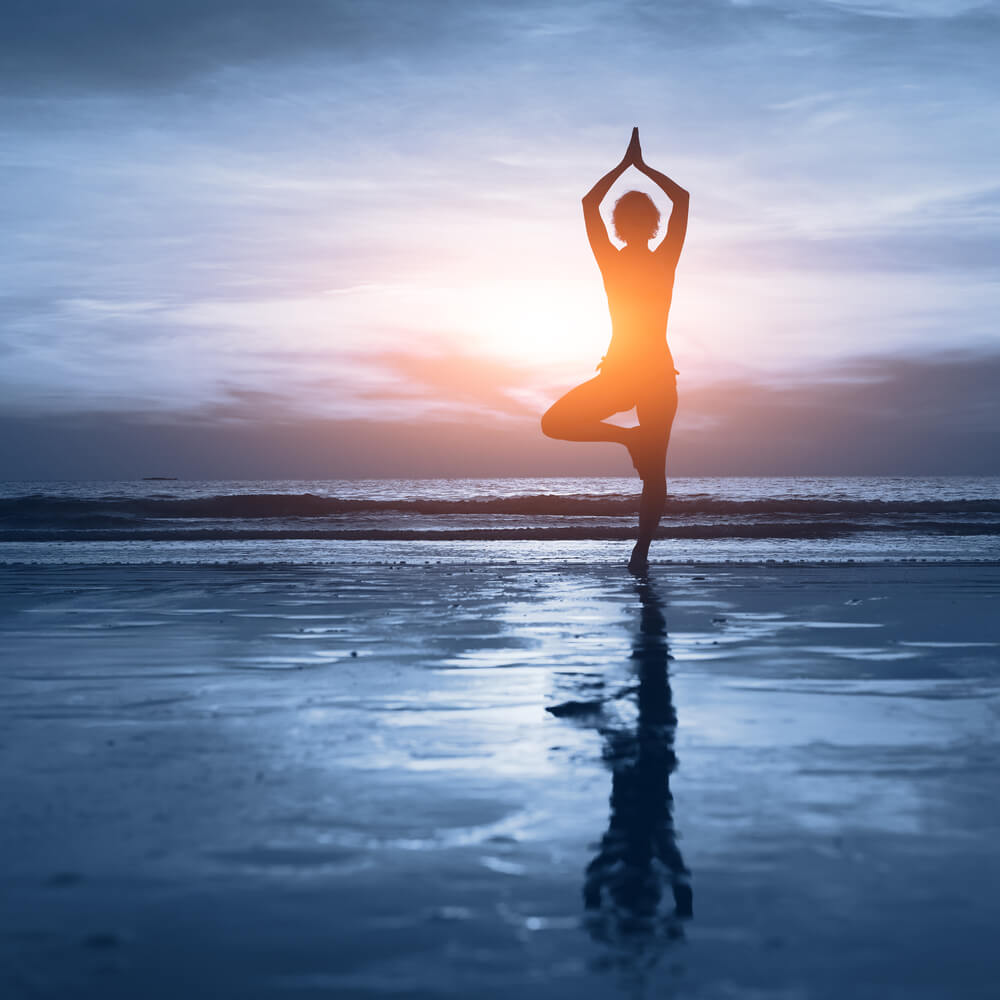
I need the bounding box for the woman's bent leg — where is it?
[629,381,678,574]
[541,375,634,446]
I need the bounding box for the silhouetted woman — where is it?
[541,128,688,574]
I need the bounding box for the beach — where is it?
[2,548,999,999]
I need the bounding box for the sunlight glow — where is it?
[441,277,610,368]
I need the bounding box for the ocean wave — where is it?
[2,522,999,543]
[3,492,1000,525]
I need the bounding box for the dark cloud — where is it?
[669,350,1000,475]
[2,350,997,477]
[8,0,996,96]
[0,0,472,93]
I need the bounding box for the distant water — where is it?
[1,477,998,565]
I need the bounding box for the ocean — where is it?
[2,475,998,565]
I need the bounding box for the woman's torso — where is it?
[599,248,677,375]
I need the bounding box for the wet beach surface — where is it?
[1,558,999,998]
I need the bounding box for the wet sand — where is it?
[1,558,999,998]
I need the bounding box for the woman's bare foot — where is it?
[628,542,650,576]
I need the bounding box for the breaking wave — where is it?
[2,490,998,541]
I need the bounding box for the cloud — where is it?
[2,349,996,477]
[810,0,991,20]
[0,0,478,93]
[669,349,1000,474]
[355,349,542,419]
[8,0,996,96]
[708,185,1000,273]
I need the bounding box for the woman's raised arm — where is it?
[582,130,639,266]
[633,135,689,264]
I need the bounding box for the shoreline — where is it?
[4,539,1000,568]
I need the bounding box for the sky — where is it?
[1,0,999,478]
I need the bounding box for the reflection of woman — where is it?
[541,128,688,574]
[583,578,692,963]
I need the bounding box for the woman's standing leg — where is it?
[630,379,678,574]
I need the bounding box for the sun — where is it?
[445,277,611,370]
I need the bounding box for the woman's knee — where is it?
[540,402,564,440]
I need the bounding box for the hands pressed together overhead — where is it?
[623,126,645,169]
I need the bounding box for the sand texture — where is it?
[1,559,999,998]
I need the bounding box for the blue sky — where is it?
[1,0,998,477]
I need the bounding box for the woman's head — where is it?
[612,190,660,245]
